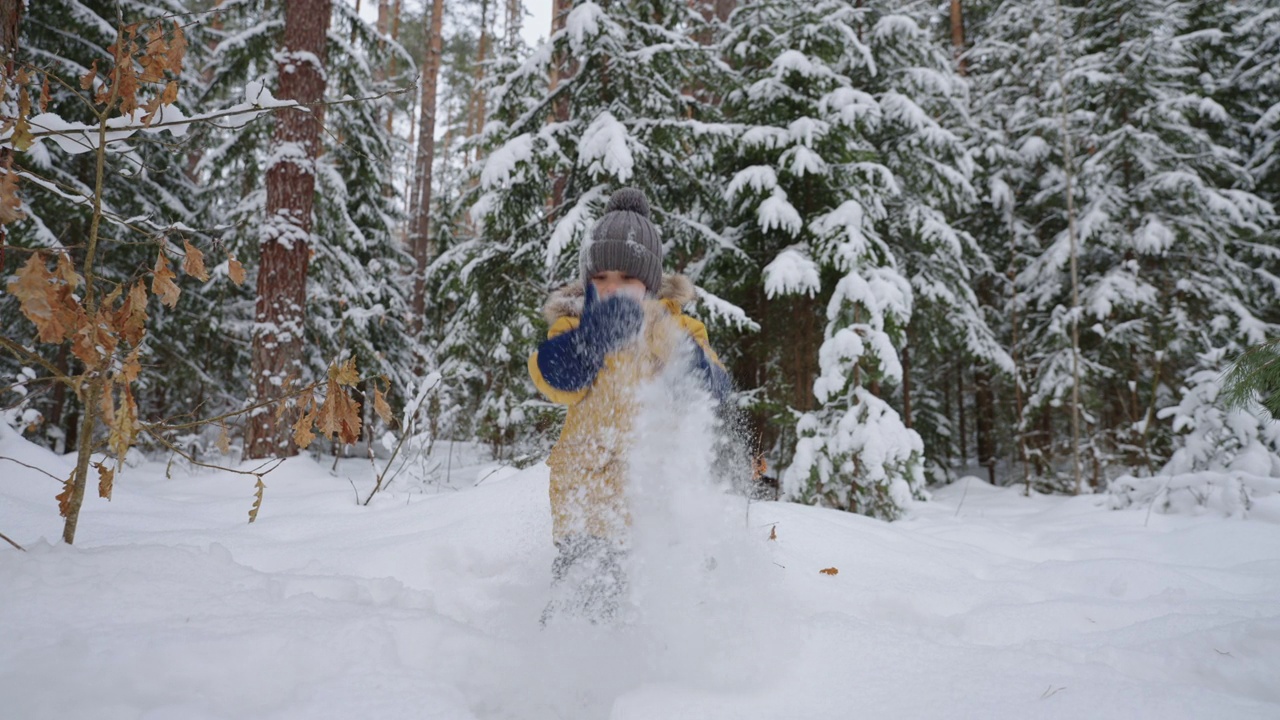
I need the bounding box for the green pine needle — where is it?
[1221,340,1280,420]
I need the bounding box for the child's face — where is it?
[590,271,647,301]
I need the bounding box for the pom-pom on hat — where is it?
[580,187,664,296]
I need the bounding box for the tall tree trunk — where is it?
[408,0,445,331]
[901,324,913,429]
[956,363,967,467]
[247,0,332,459]
[384,0,402,134]
[468,0,491,164]
[949,0,967,75]
[0,0,21,256]
[505,0,523,49]
[974,367,995,484]
[548,0,574,214]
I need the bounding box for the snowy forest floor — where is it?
[2,429,1279,719]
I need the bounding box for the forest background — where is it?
[2,0,1277,543]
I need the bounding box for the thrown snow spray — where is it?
[488,340,793,720]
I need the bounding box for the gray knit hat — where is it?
[580,187,664,296]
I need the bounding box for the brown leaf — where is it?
[0,161,26,225]
[113,45,140,115]
[55,253,83,292]
[293,401,317,450]
[160,79,179,106]
[216,426,232,455]
[7,254,66,343]
[167,21,188,74]
[140,92,165,128]
[117,345,143,384]
[769,525,777,541]
[819,567,839,576]
[71,308,118,367]
[39,73,50,114]
[228,256,246,286]
[248,477,265,524]
[108,385,138,462]
[316,379,362,445]
[56,475,73,518]
[138,25,168,83]
[80,59,99,91]
[152,251,180,307]
[182,239,209,281]
[373,385,393,426]
[114,282,148,346]
[97,462,115,500]
[329,358,360,387]
[11,116,32,152]
[15,69,29,113]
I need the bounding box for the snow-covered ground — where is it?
[2,427,1279,719]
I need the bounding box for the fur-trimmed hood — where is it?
[542,273,697,325]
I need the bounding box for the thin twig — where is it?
[0,531,26,551]
[141,424,283,479]
[0,337,78,391]
[0,455,66,482]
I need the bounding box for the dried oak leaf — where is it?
[167,21,188,74]
[97,462,115,500]
[373,384,393,426]
[152,250,180,307]
[316,379,362,445]
[182,239,208,281]
[248,477,265,524]
[107,385,139,462]
[329,358,359,387]
[56,475,73,518]
[114,282,148,346]
[117,344,143,385]
[8,254,65,343]
[228,256,246,286]
[80,59,99,91]
[138,25,168,83]
[819,567,839,576]
[292,390,317,450]
[71,308,118,367]
[0,162,26,225]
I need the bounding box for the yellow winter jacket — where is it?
[528,275,721,540]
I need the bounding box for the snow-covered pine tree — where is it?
[1,0,205,451]
[450,0,730,459]
[1000,0,1275,487]
[715,0,930,518]
[963,0,1070,487]
[863,0,1012,487]
[193,0,415,452]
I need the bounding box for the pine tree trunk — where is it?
[385,0,402,134]
[408,0,445,330]
[949,0,967,75]
[956,363,967,467]
[469,0,491,163]
[975,367,995,484]
[0,0,20,255]
[505,0,523,48]
[548,0,574,213]
[247,0,331,459]
[901,324,913,429]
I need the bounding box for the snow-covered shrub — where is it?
[1109,356,1280,517]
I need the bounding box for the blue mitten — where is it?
[688,339,732,404]
[536,283,643,392]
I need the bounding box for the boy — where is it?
[528,187,730,622]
